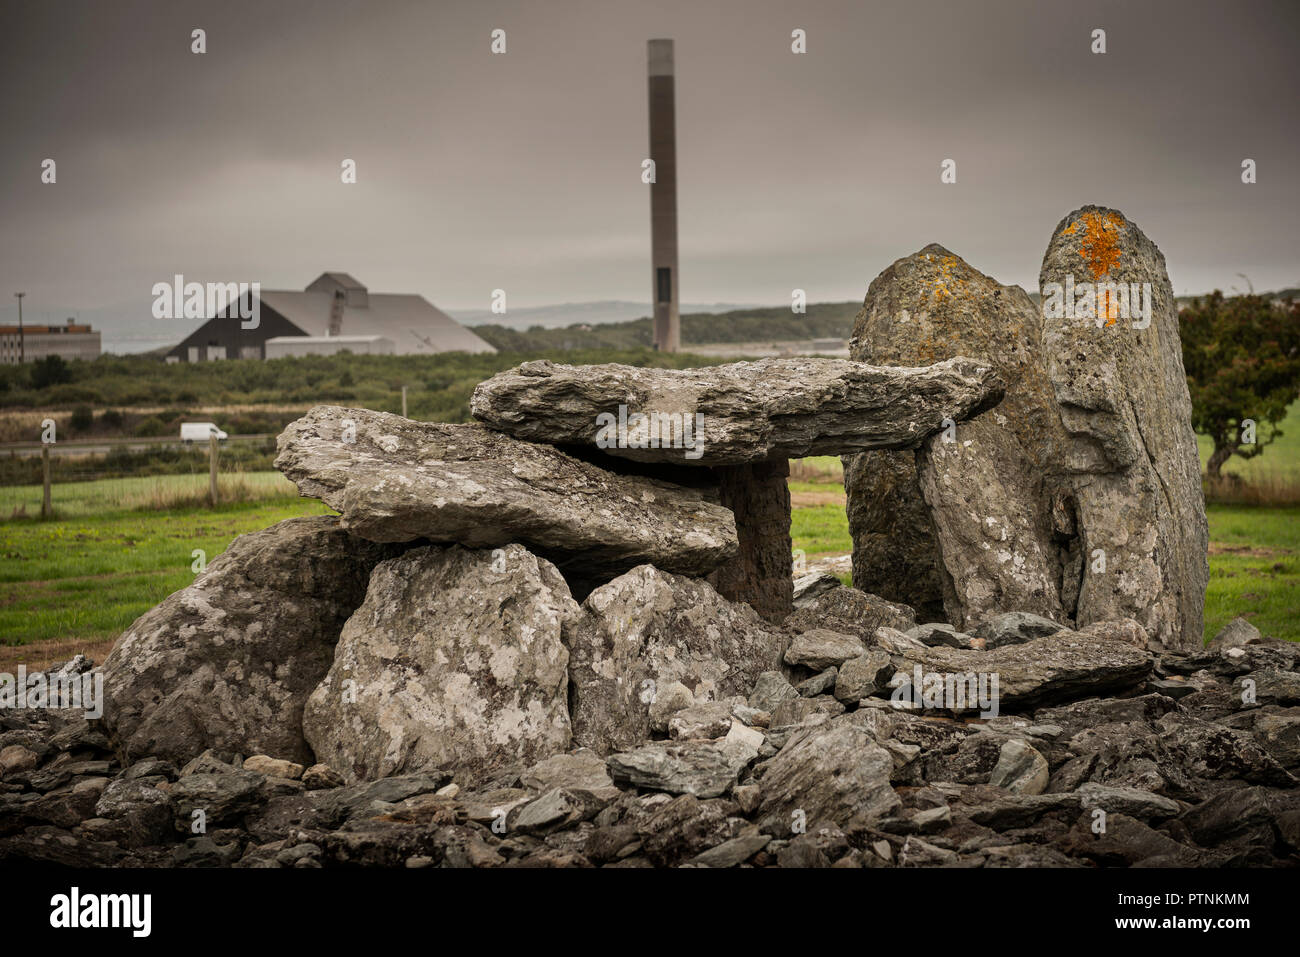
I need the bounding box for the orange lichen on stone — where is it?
[931,256,968,303]
[1071,210,1126,281]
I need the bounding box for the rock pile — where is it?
[3,614,1297,868]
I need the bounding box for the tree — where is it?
[29,354,72,389]
[1180,292,1300,479]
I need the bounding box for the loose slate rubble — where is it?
[470,356,1004,466]
[844,208,1208,651]
[101,517,400,766]
[274,405,738,584]
[4,616,1300,868]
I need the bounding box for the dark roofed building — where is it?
[167,273,494,361]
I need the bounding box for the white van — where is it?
[180,422,228,443]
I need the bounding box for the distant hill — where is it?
[450,300,764,330]
[472,302,861,352]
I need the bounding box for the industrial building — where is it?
[0,319,102,364]
[166,272,494,361]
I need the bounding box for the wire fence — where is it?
[0,436,297,519]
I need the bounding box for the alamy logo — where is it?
[49,887,151,937]
[1041,274,1151,329]
[889,665,1000,718]
[595,405,705,460]
[0,666,103,719]
[151,274,260,329]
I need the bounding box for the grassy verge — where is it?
[1203,505,1300,643]
[0,498,329,666]
[0,470,300,519]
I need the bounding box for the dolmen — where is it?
[23,205,1284,871]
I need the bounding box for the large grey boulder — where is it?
[843,208,1208,650]
[101,517,399,766]
[302,544,577,786]
[564,565,788,754]
[470,356,1003,466]
[843,244,1064,621]
[274,406,737,588]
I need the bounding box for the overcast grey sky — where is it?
[1,0,1297,342]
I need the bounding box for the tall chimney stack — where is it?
[647,39,680,352]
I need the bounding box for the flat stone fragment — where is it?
[470,355,1004,466]
[784,629,867,671]
[893,626,1154,710]
[519,749,614,793]
[605,741,743,798]
[834,650,895,702]
[1075,783,1181,820]
[687,832,771,868]
[970,611,1066,648]
[988,739,1049,795]
[756,722,900,836]
[275,405,737,583]
[784,586,917,641]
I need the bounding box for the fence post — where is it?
[41,445,52,518]
[209,433,219,506]
[401,385,408,418]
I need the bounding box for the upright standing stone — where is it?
[707,460,794,622]
[844,245,1069,628]
[844,209,1208,650]
[1038,206,1208,648]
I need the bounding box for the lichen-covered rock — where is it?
[101,517,399,766]
[783,630,866,671]
[471,356,1003,466]
[605,741,744,798]
[844,209,1208,650]
[844,244,1067,623]
[275,405,737,585]
[564,565,789,754]
[302,544,577,786]
[916,414,1065,625]
[1038,207,1208,649]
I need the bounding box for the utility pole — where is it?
[209,432,219,506]
[13,293,25,363]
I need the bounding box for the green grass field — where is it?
[0,497,329,663]
[0,470,299,519]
